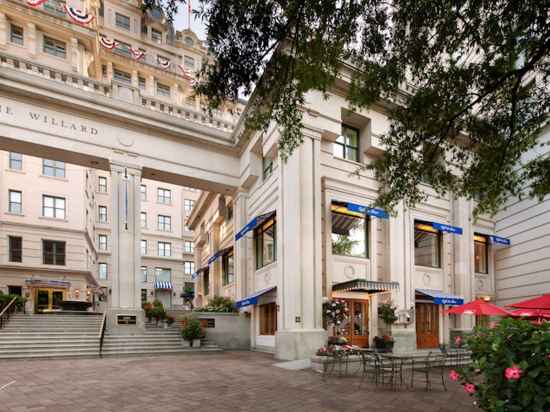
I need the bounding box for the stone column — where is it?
[453,197,475,330]
[388,202,416,352]
[26,23,36,57]
[108,162,143,331]
[233,191,248,301]
[0,13,7,47]
[131,70,139,88]
[106,61,113,82]
[70,38,78,73]
[275,130,327,360]
[211,223,222,297]
[146,75,155,96]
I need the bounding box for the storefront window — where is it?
[331,202,368,258]
[255,217,276,269]
[414,221,441,268]
[474,234,489,274]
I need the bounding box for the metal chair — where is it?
[358,351,378,386]
[410,352,447,391]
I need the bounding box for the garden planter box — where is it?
[192,339,201,348]
[310,355,363,376]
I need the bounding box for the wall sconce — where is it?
[75,289,80,298]
[150,291,154,296]
[108,288,112,295]
[86,290,91,296]
[173,292,176,297]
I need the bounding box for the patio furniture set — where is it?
[322,348,471,391]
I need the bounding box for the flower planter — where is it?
[181,340,191,348]
[192,339,201,348]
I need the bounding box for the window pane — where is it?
[333,142,345,159]
[346,147,358,162]
[474,239,488,274]
[331,210,367,258]
[414,224,441,268]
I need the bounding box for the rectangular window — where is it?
[222,251,234,286]
[8,190,22,214]
[414,221,442,268]
[98,176,107,193]
[333,124,359,162]
[98,234,108,251]
[43,36,66,59]
[259,302,277,335]
[254,216,276,269]
[156,83,170,97]
[141,288,147,305]
[113,68,131,83]
[157,215,171,232]
[331,202,368,258]
[9,153,22,170]
[474,234,489,274]
[158,241,171,257]
[43,240,65,265]
[115,12,130,30]
[262,155,273,180]
[10,24,24,46]
[141,212,147,229]
[141,240,147,255]
[183,261,195,275]
[155,267,171,282]
[184,199,194,212]
[203,268,209,295]
[42,195,65,219]
[141,266,148,282]
[140,184,147,201]
[98,206,107,223]
[9,236,22,263]
[113,40,132,58]
[98,263,108,280]
[157,188,171,204]
[151,28,162,43]
[42,159,65,177]
[184,55,195,69]
[138,76,146,90]
[184,241,194,254]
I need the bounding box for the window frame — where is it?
[254,216,276,270]
[414,220,442,269]
[157,214,171,232]
[141,239,147,255]
[98,262,108,280]
[141,266,148,282]
[115,12,130,30]
[42,195,65,219]
[183,55,195,69]
[8,190,22,214]
[184,240,194,254]
[8,153,22,170]
[140,212,147,229]
[140,184,147,201]
[183,199,194,212]
[151,28,162,43]
[474,234,489,275]
[158,241,171,257]
[98,234,108,251]
[43,35,66,59]
[113,68,132,83]
[222,250,234,286]
[42,159,65,178]
[157,188,171,204]
[10,24,24,46]
[330,202,369,259]
[333,124,360,162]
[156,82,171,97]
[262,155,273,180]
[183,261,195,276]
[98,205,108,223]
[8,236,22,263]
[155,267,171,282]
[42,239,66,265]
[98,176,108,193]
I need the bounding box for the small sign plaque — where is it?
[117,315,137,325]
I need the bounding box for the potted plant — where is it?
[166,315,175,326]
[373,335,394,352]
[181,317,202,348]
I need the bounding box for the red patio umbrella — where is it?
[509,308,550,318]
[508,294,550,310]
[447,299,510,316]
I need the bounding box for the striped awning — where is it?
[154,280,173,290]
[332,279,399,294]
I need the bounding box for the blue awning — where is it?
[155,280,173,290]
[417,289,464,306]
[488,235,511,246]
[235,286,276,309]
[207,246,233,265]
[235,211,275,241]
[191,266,208,280]
[342,202,389,219]
[431,222,463,235]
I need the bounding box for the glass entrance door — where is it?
[35,288,65,313]
[335,299,370,347]
[416,302,440,349]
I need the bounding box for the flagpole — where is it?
[188,0,191,30]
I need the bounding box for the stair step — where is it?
[0,342,99,350]
[101,348,222,356]
[0,346,100,354]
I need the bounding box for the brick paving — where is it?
[0,352,478,412]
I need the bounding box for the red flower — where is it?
[504,364,522,381]
[464,383,476,394]
[455,335,462,347]
[449,370,460,381]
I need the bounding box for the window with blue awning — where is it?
[235,286,276,309]
[207,246,234,265]
[416,289,464,306]
[235,211,276,241]
[333,200,389,219]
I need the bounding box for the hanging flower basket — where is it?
[323,299,348,326]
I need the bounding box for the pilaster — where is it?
[26,23,36,57]
[233,191,248,301]
[0,13,7,48]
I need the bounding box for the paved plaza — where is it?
[0,352,477,412]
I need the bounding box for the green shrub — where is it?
[0,292,26,311]
[378,303,398,325]
[455,318,550,412]
[194,295,237,313]
[181,317,202,341]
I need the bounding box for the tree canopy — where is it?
[150,0,550,216]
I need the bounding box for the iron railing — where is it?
[98,312,107,357]
[0,297,17,329]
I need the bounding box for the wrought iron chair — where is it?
[410,352,447,391]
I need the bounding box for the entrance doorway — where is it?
[416,302,439,349]
[35,288,65,313]
[336,299,370,347]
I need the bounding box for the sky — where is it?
[173,3,206,40]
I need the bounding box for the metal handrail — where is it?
[0,297,18,329]
[98,312,107,357]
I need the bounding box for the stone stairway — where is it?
[101,323,222,357]
[0,313,103,359]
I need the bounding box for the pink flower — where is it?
[464,383,476,394]
[504,364,522,381]
[449,370,460,381]
[455,336,462,347]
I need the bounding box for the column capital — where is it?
[109,161,142,175]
